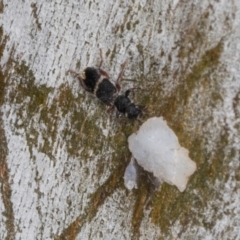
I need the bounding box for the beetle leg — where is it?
[116,61,127,92]
[106,104,115,113]
[99,68,110,78]
[125,87,142,97]
[68,69,81,78]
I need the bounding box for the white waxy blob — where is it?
[124,157,139,190]
[128,117,197,192]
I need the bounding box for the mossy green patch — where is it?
[0,1,3,14]
[0,26,16,240]
[6,61,53,159]
[14,62,50,113]
[129,41,225,236]
[133,20,139,28]
[126,21,131,31]
[110,45,117,63]
[116,33,225,236]
[0,27,8,60]
[56,157,129,240]
[7,59,138,176]
[0,68,5,105]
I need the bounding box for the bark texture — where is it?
[0,0,240,239]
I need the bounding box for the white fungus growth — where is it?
[127,117,197,192]
[124,157,139,190]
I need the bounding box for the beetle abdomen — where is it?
[96,79,117,105]
[114,95,131,113]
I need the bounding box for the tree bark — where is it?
[0,0,240,239]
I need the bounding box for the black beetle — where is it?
[69,50,142,119]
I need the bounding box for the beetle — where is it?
[114,89,142,119]
[69,50,142,119]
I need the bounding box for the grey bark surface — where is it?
[0,0,240,239]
